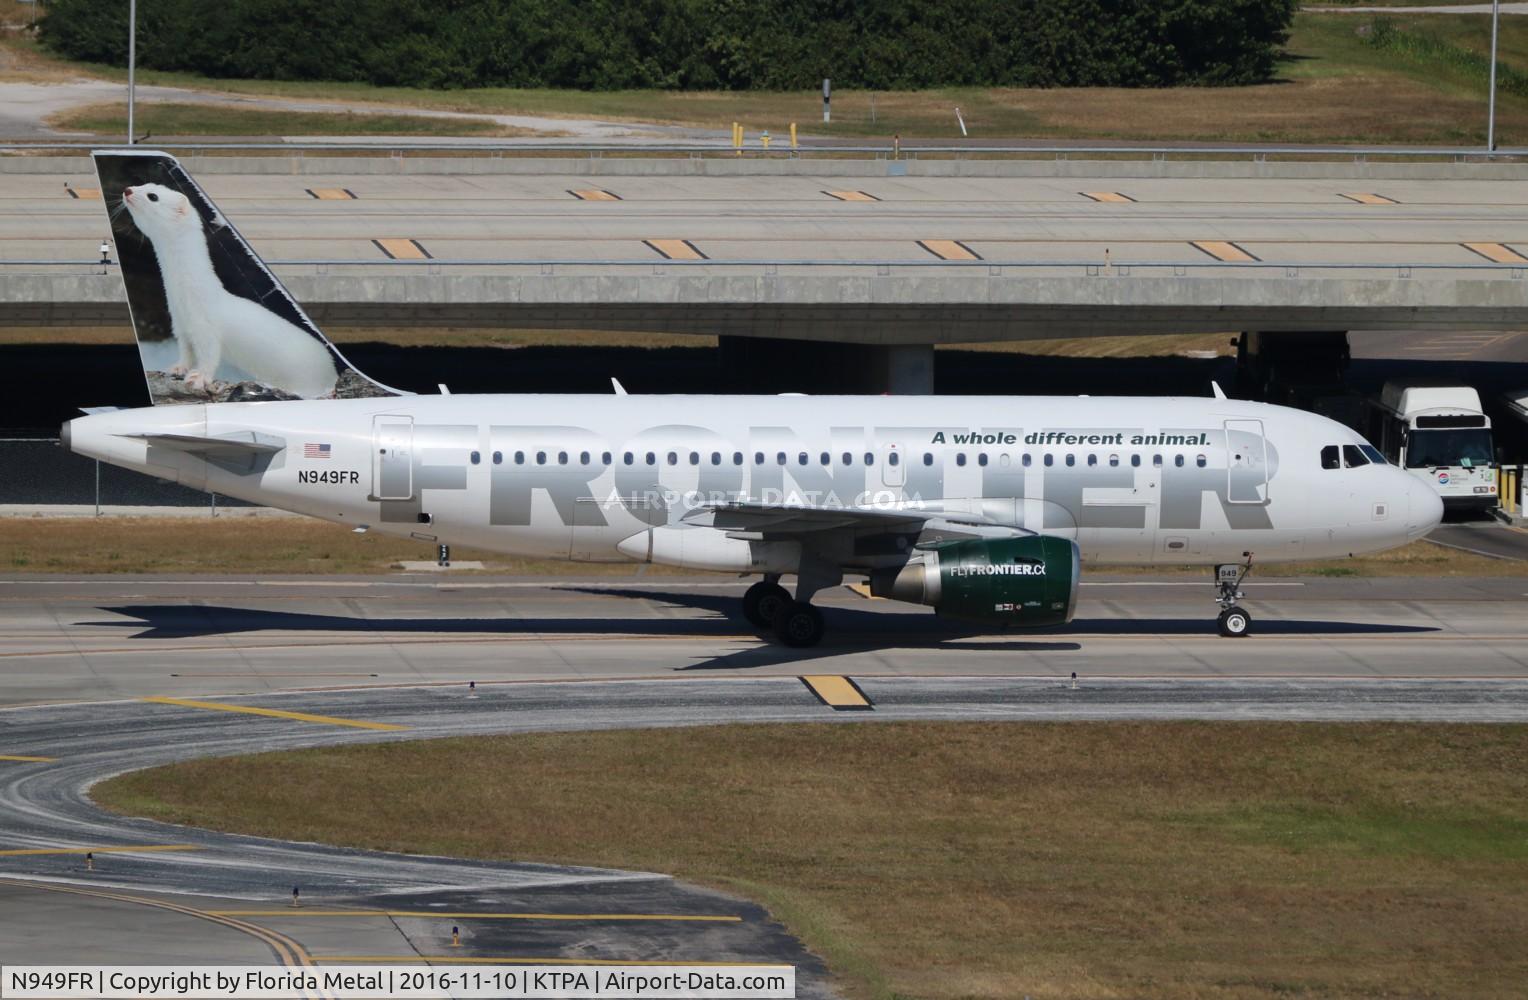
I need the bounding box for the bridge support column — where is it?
[718,338,935,394]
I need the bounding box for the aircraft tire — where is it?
[1218,607,1252,638]
[743,581,792,629]
[774,601,825,648]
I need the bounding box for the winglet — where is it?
[611,377,628,396]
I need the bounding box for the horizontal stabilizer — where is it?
[126,431,284,456]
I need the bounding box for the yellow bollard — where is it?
[790,123,797,149]
[451,926,462,948]
[761,131,771,150]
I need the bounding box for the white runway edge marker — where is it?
[1,965,795,999]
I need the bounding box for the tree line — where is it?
[42,0,1298,90]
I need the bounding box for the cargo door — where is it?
[372,415,414,500]
[1224,418,1268,504]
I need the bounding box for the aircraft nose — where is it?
[1405,473,1444,539]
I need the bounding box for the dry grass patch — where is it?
[95,722,1528,999]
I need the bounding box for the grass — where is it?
[94,721,1528,999]
[7,13,1528,144]
[45,102,549,139]
[0,515,1520,576]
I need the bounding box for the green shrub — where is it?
[40,0,1298,90]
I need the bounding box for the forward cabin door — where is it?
[1225,418,1269,504]
[371,415,414,500]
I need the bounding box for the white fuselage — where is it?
[66,393,1442,571]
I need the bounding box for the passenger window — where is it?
[777,452,787,465]
[865,452,875,466]
[1044,454,1054,467]
[470,451,480,465]
[956,453,966,467]
[842,452,853,465]
[558,451,568,465]
[1087,454,1097,467]
[1174,455,1184,467]
[1196,454,1206,468]
[514,451,525,465]
[1153,454,1163,467]
[536,451,546,465]
[689,451,699,466]
[646,451,656,465]
[754,452,765,465]
[820,452,830,466]
[492,451,502,465]
[622,451,633,465]
[600,452,611,465]
[733,452,744,465]
[1343,444,1369,468]
[979,453,990,467]
[1022,454,1032,467]
[1320,445,1340,470]
[1131,454,1140,467]
[798,452,809,466]
[888,452,900,466]
[711,452,722,466]
[1109,454,1119,467]
[580,451,590,465]
[1065,454,1075,467]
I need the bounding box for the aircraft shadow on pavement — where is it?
[83,589,1436,672]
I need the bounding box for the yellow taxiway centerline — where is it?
[210,910,741,921]
[0,844,201,857]
[0,754,55,762]
[141,696,408,731]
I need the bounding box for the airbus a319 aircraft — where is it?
[65,151,1443,647]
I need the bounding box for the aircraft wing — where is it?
[685,500,1031,542]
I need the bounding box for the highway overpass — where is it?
[5,148,1528,389]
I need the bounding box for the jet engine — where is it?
[869,535,1079,627]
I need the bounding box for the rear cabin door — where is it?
[1224,418,1269,504]
[372,415,414,500]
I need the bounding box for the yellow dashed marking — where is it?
[0,755,54,763]
[568,189,621,201]
[306,188,357,200]
[0,844,200,857]
[65,188,101,200]
[643,239,707,260]
[1462,242,1528,264]
[372,238,432,260]
[800,675,874,711]
[141,696,408,731]
[211,910,740,922]
[1191,240,1259,262]
[320,957,788,967]
[823,190,880,202]
[1081,191,1135,203]
[917,239,982,261]
[1339,192,1397,205]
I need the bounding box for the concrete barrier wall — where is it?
[8,152,1528,181]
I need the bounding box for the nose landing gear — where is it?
[1215,556,1254,637]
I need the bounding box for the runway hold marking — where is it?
[1339,193,1398,205]
[918,239,982,261]
[1191,240,1259,262]
[800,675,874,711]
[0,754,55,762]
[1462,242,1528,264]
[372,238,432,260]
[211,910,741,922]
[141,696,409,731]
[65,187,102,200]
[568,188,621,201]
[1081,191,1135,203]
[823,190,880,201]
[643,238,707,260]
[0,844,201,857]
[306,188,357,200]
[319,956,789,967]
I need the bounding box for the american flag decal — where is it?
[303,443,332,459]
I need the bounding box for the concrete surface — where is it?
[8,162,1528,338]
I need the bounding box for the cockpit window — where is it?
[1342,445,1369,468]
[1359,444,1386,465]
[1320,445,1340,470]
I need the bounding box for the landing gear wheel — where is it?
[742,581,791,629]
[1218,606,1252,638]
[773,601,825,648]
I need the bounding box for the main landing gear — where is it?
[1215,556,1254,638]
[743,561,839,648]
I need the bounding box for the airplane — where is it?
[63,150,1444,647]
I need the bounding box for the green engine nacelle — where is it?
[869,535,1079,627]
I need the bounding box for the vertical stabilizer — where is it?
[93,149,402,405]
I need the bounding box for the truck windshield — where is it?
[1406,429,1494,468]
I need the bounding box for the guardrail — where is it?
[2,141,1527,162]
[2,258,1525,278]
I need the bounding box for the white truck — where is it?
[1366,383,1497,513]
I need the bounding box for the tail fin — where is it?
[92,149,402,406]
